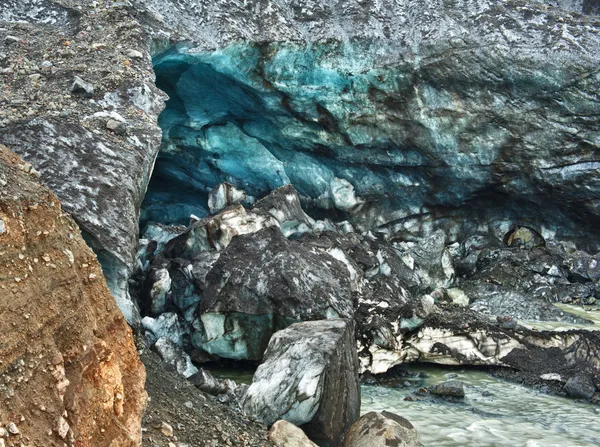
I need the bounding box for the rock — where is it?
[106,118,127,135]
[4,36,20,45]
[153,337,199,378]
[343,411,423,447]
[446,288,469,307]
[208,182,247,214]
[268,420,318,447]
[70,76,94,97]
[164,204,278,258]
[194,227,354,360]
[0,145,145,446]
[243,319,360,447]
[189,369,226,395]
[496,315,518,330]
[125,48,144,59]
[429,380,465,398]
[563,374,596,400]
[55,416,69,439]
[504,226,545,249]
[6,422,19,435]
[160,422,174,437]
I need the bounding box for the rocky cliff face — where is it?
[0,144,146,446]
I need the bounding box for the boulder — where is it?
[0,145,146,446]
[343,412,423,447]
[243,319,360,447]
[429,380,465,398]
[269,420,318,447]
[194,227,353,360]
[563,374,596,400]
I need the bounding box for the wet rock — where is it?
[268,420,318,447]
[496,315,518,330]
[194,227,353,360]
[70,76,94,97]
[563,374,596,400]
[343,411,423,447]
[429,380,465,398]
[243,319,360,447]
[208,182,247,214]
[504,226,545,249]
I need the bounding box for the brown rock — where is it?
[0,145,146,446]
[268,421,318,447]
[343,412,423,447]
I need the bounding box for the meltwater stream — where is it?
[362,365,600,447]
[212,361,600,447]
[210,306,600,447]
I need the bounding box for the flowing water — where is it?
[210,305,600,447]
[362,365,600,447]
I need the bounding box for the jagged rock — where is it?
[429,380,465,398]
[153,337,198,378]
[268,420,318,447]
[243,319,360,447]
[70,76,94,97]
[0,145,145,446]
[394,230,455,290]
[461,246,595,323]
[208,182,247,214]
[343,412,423,447]
[194,227,354,360]
[164,204,279,258]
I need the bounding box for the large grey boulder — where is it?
[243,319,360,447]
[343,412,422,447]
[193,227,354,360]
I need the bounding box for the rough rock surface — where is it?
[268,420,318,447]
[0,145,146,446]
[243,319,360,447]
[195,227,354,360]
[343,411,423,447]
[0,1,165,325]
